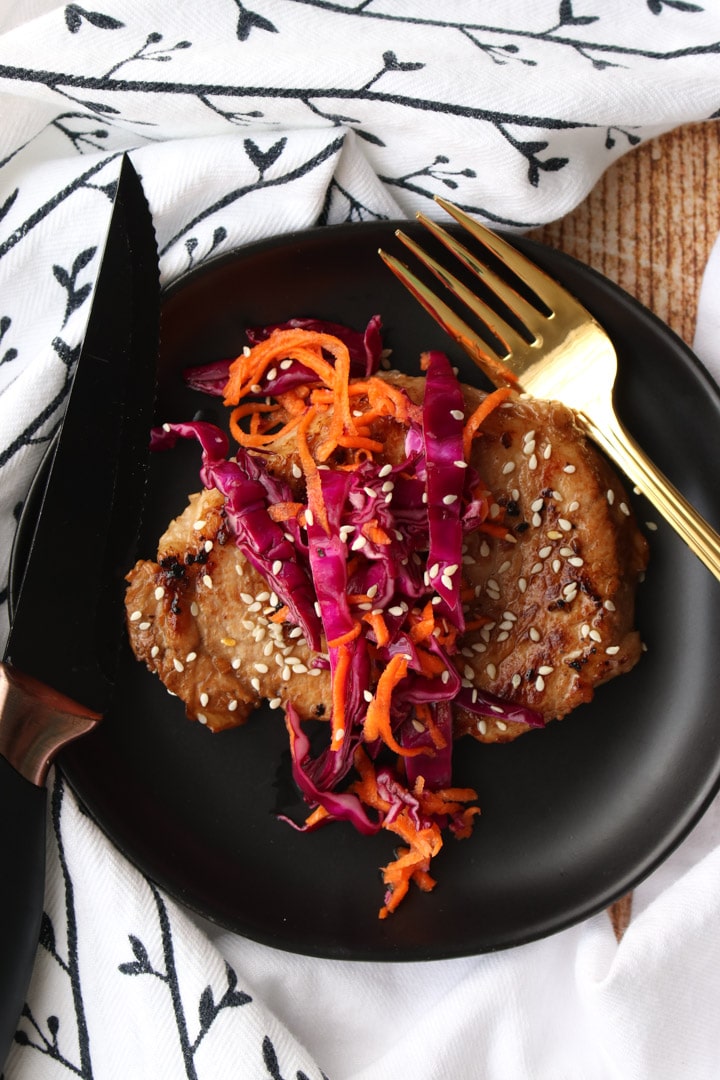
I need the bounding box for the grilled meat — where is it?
[126,372,647,740]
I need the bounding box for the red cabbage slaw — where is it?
[153,316,542,916]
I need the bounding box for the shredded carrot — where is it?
[269,605,289,623]
[331,642,352,745]
[363,655,428,758]
[362,610,390,647]
[267,501,304,522]
[462,386,514,460]
[362,520,391,545]
[327,622,361,649]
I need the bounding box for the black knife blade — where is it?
[0,154,159,1068]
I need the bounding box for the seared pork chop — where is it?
[126,372,647,741]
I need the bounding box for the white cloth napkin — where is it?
[2,3,720,1077]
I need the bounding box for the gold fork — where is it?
[379,197,720,582]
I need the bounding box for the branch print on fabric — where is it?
[13,777,94,1079]
[119,884,251,1080]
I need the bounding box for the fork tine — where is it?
[393,229,531,360]
[378,247,520,388]
[434,196,569,315]
[416,212,547,341]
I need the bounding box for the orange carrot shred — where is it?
[462,386,513,460]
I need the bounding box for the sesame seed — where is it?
[254,663,268,673]
[251,677,261,692]
[154,586,165,601]
[150,645,159,658]
[221,637,236,647]
[486,663,497,679]
[589,629,602,643]
[269,697,282,709]
[202,574,213,589]
[646,521,658,531]
[197,714,208,725]
[538,665,553,675]
[543,443,552,460]
[604,599,616,612]
[502,461,515,475]
[558,519,572,531]
[282,665,291,681]
[363,689,373,703]
[606,489,615,505]
[535,675,545,691]
[129,610,142,622]
[477,719,488,735]
[480,541,490,557]
[173,658,184,673]
[511,674,522,689]
[498,560,511,574]
[496,720,507,731]
[292,463,302,479]
[351,535,367,551]
[305,508,314,527]
[443,493,458,505]
[518,577,527,593]
[529,627,540,642]
[138,621,151,631]
[441,575,453,590]
[568,556,584,567]
[531,498,544,512]
[530,562,543,575]
[497,631,509,642]
[231,658,242,669]
[193,519,207,531]
[379,463,393,477]
[450,409,464,420]
[568,501,579,513]
[564,464,576,473]
[190,602,199,617]
[247,601,261,612]
[619,502,630,516]
[606,645,620,655]
[538,545,552,559]
[186,652,197,663]
[547,529,562,540]
[524,439,536,455]
[552,559,561,573]
[250,383,262,394]
[528,454,538,470]
[228,700,238,712]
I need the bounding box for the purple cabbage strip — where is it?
[422,352,467,630]
[183,315,384,399]
[455,687,544,728]
[150,421,322,650]
[281,704,380,835]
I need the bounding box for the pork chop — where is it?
[126,371,647,741]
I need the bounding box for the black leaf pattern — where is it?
[64,4,125,33]
[51,246,96,326]
[235,1,279,40]
[558,0,600,25]
[0,187,18,224]
[647,0,703,10]
[243,136,288,177]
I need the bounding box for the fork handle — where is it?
[580,403,720,581]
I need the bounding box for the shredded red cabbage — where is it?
[150,421,322,651]
[422,351,467,630]
[153,320,548,893]
[183,314,383,398]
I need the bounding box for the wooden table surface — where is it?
[531,119,720,937]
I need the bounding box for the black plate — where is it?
[14,221,720,961]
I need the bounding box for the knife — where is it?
[0,154,159,1066]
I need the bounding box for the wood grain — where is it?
[531,120,720,939]
[531,121,720,348]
